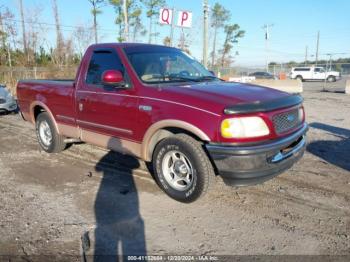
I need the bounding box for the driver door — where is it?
[313,68,326,80]
[76,48,139,143]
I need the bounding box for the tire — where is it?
[152,134,214,203]
[296,75,303,82]
[327,76,336,82]
[35,112,66,153]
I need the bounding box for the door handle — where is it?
[139,105,152,112]
[78,98,87,112]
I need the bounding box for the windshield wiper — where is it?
[196,75,221,82]
[167,75,199,82]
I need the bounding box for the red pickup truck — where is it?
[17,43,308,202]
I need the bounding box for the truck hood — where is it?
[327,71,340,76]
[161,81,291,115]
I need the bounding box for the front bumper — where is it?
[206,123,308,186]
[0,100,17,112]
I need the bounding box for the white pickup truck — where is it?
[290,67,341,82]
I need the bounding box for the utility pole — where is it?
[305,46,308,66]
[203,0,209,68]
[123,0,129,42]
[262,24,274,72]
[315,31,320,66]
[169,8,175,47]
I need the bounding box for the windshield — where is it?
[124,47,217,84]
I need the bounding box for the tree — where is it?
[110,0,142,42]
[36,46,52,65]
[128,3,143,42]
[26,6,44,66]
[219,24,244,67]
[129,9,146,42]
[109,0,123,42]
[51,0,64,66]
[73,25,94,58]
[0,8,18,67]
[163,36,170,46]
[88,0,105,44]
[141,0,165,44]
[18,0,27,57]
[210,3,230,67]
[177,29,191,54]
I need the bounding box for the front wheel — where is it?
[36,112,66,153]
[153,134,214,203]
[327,76,336,82]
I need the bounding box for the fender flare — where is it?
[141,119,211,161]
[29,101,59,132]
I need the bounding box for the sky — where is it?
[3,0,350,66]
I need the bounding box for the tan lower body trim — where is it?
[81,129,142,158]
[57,123,80,138]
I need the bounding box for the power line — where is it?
[2,17,117,32]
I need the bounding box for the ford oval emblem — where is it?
[287,114,295,122]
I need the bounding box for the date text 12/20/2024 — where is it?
[127,255,219,261]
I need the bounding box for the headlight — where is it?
[221,116,270,138]
[298,107,304,122]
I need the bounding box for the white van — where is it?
[290,67,340,82]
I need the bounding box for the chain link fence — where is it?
[0,66,77,95]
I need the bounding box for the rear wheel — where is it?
[152,134,214,203]
[36,112,66,153]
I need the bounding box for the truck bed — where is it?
[17,79,76,124]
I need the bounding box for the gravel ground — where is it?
[0,81,349,261]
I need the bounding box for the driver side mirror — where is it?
[102,70,128,87]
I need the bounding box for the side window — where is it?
[316,68,325,73]
[295,68,310,72]
[86,51,124,85]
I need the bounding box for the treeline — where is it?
[0,0,244,68]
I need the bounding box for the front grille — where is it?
[273,108,302,134]
[0,98,6,104]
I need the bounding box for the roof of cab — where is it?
[88,42,176,50]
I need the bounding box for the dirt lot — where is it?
[0,81,349,261]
